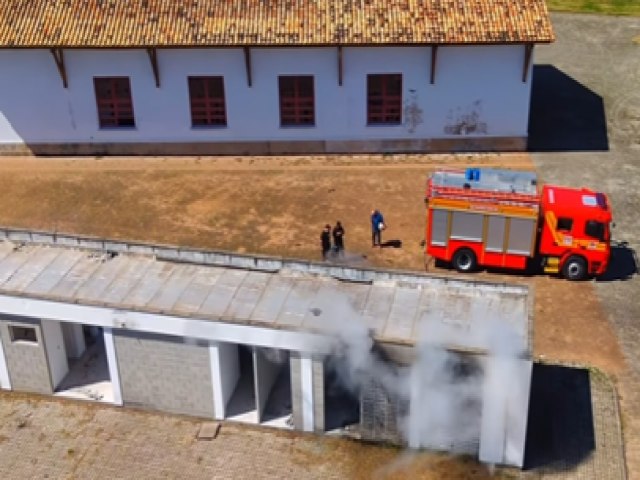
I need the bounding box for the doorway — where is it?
[55,324,114,403]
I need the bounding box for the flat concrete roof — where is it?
[0,239,531,355]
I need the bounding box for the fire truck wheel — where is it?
[452,248,477,273]
[562,255,587,281]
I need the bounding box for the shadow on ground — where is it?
[528,65,609,152]
[524,363,595,471]
[597,241,639,282]
[381,239,403,249]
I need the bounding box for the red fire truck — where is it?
[424,168,613,280]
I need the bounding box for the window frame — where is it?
[585,220,606,242]
[93,77,136,129]
[9,325,38,344]
[367,73,403,125]
[556,217,573,232]
[278,75,315,127]
[188,76,228,128]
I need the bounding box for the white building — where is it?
[0,1,553,155]
[0,227,534,467]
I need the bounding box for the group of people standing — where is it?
[321,222,345,260]
[319,209,386,260]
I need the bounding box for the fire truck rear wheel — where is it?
[452,248,477,273]
[562,255,587,281]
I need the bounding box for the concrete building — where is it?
[0,1,553,155]
[0,228,533,467]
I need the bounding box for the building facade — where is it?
[0,1,554,155]
[0,228,534,467]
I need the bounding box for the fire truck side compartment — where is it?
[506,218,536,256]
[431,210,449,247]
[451,212,484,242]
[485,216,506,253]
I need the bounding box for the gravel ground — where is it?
[0,370,622,480]
[531,12,640,479]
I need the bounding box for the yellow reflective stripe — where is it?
[545,211,564,244]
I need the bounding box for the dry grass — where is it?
[547,0,640,16]
[0,154,532,270]
[0,153,625,377]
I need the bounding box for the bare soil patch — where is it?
[0,154,624,375]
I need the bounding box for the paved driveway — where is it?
[530,12,640,478]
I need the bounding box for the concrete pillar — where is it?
[103,327,123,406]
[209,342,240,420]
[62,323,86,359]
[0,330,11,390]
[290,352,324,433]
[300,353,314,432]
[312,357,324,433]
[290,353,303,430]
[479,358,532,467]
[40,319,68,390]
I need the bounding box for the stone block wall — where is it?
[113,330,214,418]
[0,136,527,157]
[312,357,324,433]
[0,318,52,394]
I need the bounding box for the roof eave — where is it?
[0,39,556,49]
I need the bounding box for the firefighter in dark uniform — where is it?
[332,221,345,256]
[321,224,332,260]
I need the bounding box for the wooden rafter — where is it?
[244,47,252,87]
[49,48,68,88]
[337,46,343,86]
[430,45,439,85]
[146,48,160,87]
[522,43,534,83]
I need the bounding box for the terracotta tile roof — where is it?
[0,1,554,48]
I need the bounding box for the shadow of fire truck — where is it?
[431,241,637,282]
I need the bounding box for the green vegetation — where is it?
[547,0,640,16]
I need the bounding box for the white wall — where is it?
[0,45,533,145]
[62,322,86,359]
[253,347,282,421]
[40,319,68,389]
[479,358,533,467]
[103,327,123,405]
[0,331,10,389]
[210,341,240,419]
[300,353,315,432]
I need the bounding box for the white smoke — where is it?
[406,345,483,453]
[309,285,528,467]
[178,268,529,467]
[305,289,408,401]
[258,346,289,364]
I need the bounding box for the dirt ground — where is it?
[0,391,502,480]
[0,152,626,375]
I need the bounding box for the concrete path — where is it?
[0,369,622,480]
[531,12,640,479]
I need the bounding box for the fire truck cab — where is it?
[424,168,612,280]
[538,184,612,279]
